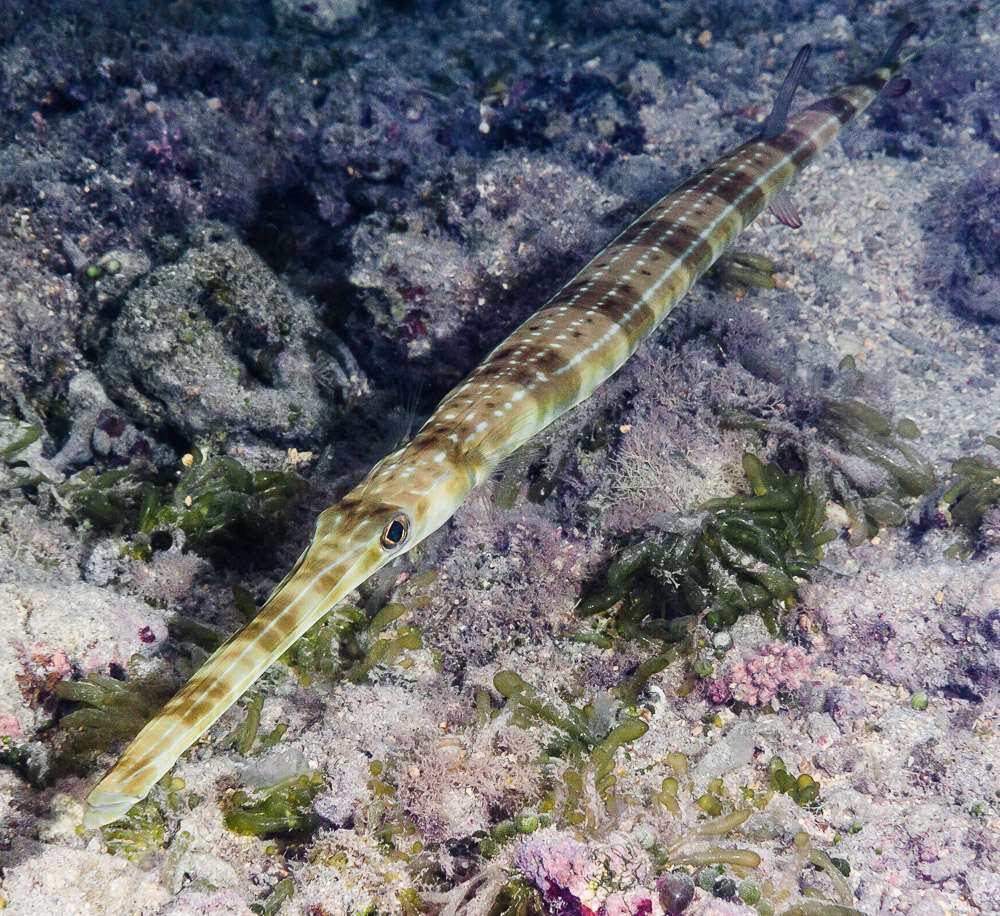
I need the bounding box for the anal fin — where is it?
[884,75,911,97]
[768,191,803,229]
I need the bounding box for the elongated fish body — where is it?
[83,30,912,828]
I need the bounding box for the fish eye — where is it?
[380,513,410,550]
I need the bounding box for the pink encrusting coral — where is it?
[707,641,815,707]
[389,719,543,844]
[13,646,73,708]
[514,829,660,915]
[0,713,22,740]
[418,499,599,670]
[600,347,775,532]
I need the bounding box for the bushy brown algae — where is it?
[59,460,168,538]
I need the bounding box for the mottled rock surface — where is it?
[0,1,998,914]
[102,223,368,449]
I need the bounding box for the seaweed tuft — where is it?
[59,451,306,565]
[223,772,325,838]
[99,798,167,864]
[53,668,176,775]
[577,452,834,638]
[290,591,425,686]
[250,877,294,916]
[760,357,935,543]
[940,435,1000,552]
[486,878,546,916]
[171,454,307,563]
[767,756,821,808]
[706,250,779,295]
[0,417,47,491]
[493,670,647,833]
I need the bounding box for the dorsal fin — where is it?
[761,43,812,140]
[879,21,917,68]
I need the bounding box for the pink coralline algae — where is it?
[514,830,659,915]
[15,646,73,706]
[0,713,22,740]
[707,641,815,707]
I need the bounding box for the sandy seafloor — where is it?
[1,0,999,913]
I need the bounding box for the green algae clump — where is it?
[290,595,424,686]
[577,453,834,636]
[721,357,937,546]
[54,669,176,772]
[99,798,166,863]
[0,417,47,491]
[60,461,166,535]
[493,670,648,832]
[816,389,935,543]
[768,756,821,808]
[941,435,1000,550]
[250,877,294,916]
[487,879,546,916]
[223,692,264,755]
[707,249,779,294]
[59,452,306,565]
[172,455,306,563]
[223,772,325,838]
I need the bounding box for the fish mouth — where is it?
[83,788,142,829]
